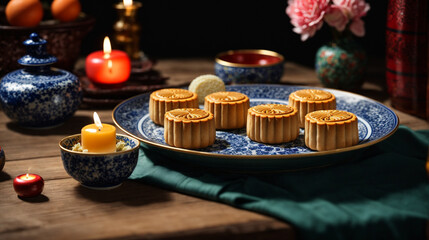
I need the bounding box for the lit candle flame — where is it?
[103,36,112,58]
[20,173,36,180]
[93,112,103,131]
[25,168,31,179]
[123,0,133,7]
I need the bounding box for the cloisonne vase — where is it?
[315,31,367,90]
[0,33,82,128]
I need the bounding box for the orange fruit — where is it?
[51,0,81,22]
[5,0,44,27]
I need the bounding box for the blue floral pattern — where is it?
[60,135,139,189]
[0,33,82,128]
[113,85,398,160]
[215,62,283,84]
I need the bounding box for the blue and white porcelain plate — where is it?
[113,84,399,172]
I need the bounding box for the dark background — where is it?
[1,0,387,67]
[78,0,387,67]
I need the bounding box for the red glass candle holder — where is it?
[85,50,131,86]
[13,173,44,197]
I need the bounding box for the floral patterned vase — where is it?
[0,33,82,128]
[315,35,367,90]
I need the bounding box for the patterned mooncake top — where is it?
[290,89,335,101]
[165,108,213,121]
[306,110,356,123]
[248,104,297,116]
[152,88,197,101]
[205,91,248,103]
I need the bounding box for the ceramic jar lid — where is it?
[18,33,57,66]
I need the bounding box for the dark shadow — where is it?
[74,180,171,206]
[352,88,390,103]
[342,56,390,102]
[278,81,308,86]
[204,139,230,152]
[0,171,11,182]
[6,115,93,136]
[18,194,50,203]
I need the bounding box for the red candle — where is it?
[85,36,131,85]
[13,173,44,197]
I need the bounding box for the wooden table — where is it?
[0,58,428,240]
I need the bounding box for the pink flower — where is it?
[332,0,370,36]
[349,18,365,37]
[324,5,348,32]
[286,0,330,41]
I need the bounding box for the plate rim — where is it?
[112,84,399,160]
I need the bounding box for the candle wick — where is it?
[107,59,113,73]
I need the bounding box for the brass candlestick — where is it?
[113,1,142,61]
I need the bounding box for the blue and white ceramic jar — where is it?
[0,33,82,128]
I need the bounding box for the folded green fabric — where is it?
[130,125,429,240]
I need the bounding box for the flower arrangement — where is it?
[286,0,370,41]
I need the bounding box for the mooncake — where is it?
[204,91,250,130]
[247,104,299,144]
[164,108,216,149]
[305,110,359,151]
[149,88,198,125]
[188,74,225,104]
[289,89,336,128]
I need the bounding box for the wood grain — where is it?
[1,164,293,240]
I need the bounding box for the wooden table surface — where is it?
[0,58,428,240]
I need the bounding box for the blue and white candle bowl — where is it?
[59,134,140,190]
[215,49,284,84]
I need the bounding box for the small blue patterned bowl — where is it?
[215,49,284,84]
[59,134,140,190]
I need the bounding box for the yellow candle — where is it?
[81,112,116,153]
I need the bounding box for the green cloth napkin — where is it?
[129,125,429,240]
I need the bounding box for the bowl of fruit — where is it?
[0,0,94,76]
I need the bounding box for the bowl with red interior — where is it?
[215,49,284,84]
